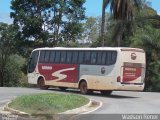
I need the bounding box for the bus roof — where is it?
[32,47,144,52]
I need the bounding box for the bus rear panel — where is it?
[116,48,145,91]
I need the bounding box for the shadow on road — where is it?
[39,87,140,99]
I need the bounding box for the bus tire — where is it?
[59,87,67,91]
[38,77,49,90]
[79,81,89,95]
[100,90,112,96]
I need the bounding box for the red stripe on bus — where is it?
[38,63,78,83]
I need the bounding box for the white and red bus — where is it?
[27,47,146,95]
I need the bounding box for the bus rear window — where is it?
[106,51,117,65]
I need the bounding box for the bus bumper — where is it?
[116,83,145,91]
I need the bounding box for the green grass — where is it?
[9,93,89,115]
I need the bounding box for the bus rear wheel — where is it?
[38,78,49,90]
[79,81,90,94]
[100,90,112,96]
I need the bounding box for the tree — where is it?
[101,0,108,46]
[10,0,86,46]
[4,54,25,86]
[130,25,160,91]
[101,0,142,46]
[82,17,98,44]
[0,23,21,86]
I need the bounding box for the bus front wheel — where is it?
[38,77,49,90]
[100,90,112,96]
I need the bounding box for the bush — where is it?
[3,54,26,87]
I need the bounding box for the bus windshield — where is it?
[28,50,39,73]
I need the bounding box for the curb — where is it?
[54,100,102,120]
[4,99,102,117]
[4,101,30,116]
[59,99,92,114]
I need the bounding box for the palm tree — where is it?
[101,0,142,46]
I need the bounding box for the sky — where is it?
[0,0,160,24]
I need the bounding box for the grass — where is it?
[9,93,89,115]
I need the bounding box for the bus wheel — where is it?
[59,87,67,91]
[79,81,89,94]
[100,90,112,96]
[38,78,49,90]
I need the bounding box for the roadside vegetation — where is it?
[0,0,160,91]
[9,93,89,115]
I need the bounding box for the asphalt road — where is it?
[0,87,160,119]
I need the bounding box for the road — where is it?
[0,87,160,119]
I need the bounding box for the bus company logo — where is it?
[42,66,52,70]
[101,67,106,74]
[131,53,137,60]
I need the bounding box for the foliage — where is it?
[101,0,142,46]
[4,54,26,87]
[83,14,110,47]
[83,17,99,44]
[104,0,142,21]
[10,0,86,46]
[130,25,160,91]
[0,23,18,86]
[56,40,80,47]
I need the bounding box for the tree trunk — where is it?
[116,21,124,47]
[0,71,4,87]
[0,54,4,87]
[101,0,106,47]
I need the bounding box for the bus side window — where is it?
[66,51,72,64]
[44,51,50,63]
[49,51,55,63]
[39,51,45,63]
[97,51,102,65]
[102,51,107,65]
[55,51,61,63]
[84,51,91,64]
[72,51,78,64]
[91,51,97,64]
[106,51,112,65]
[78,51,84,64]
[61,51,66,63]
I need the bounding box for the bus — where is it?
[27,47,146,95]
